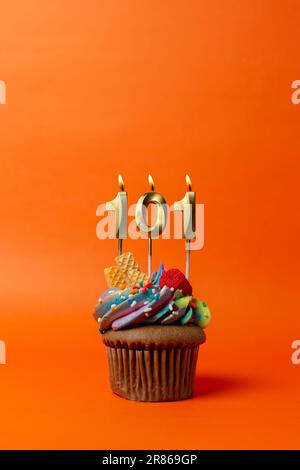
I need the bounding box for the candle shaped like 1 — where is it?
[174,175,196,280]
[135,175,167,277]
[105,175,127,256]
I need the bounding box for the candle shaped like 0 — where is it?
[135,175,167,277]
[174,175,196,280]
[105,175,127,256]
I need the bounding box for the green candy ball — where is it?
[194,299,211,329]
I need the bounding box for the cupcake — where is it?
[94,252,211,402]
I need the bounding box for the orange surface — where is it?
[0,0,300,450]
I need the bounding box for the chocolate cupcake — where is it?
[94,253,211,402]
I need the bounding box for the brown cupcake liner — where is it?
[105,344,200,402]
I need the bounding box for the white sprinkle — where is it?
[97,318,101,323]
[152,289,156,294]
[144,300,149,305]
[144,307,152,312]
[131,301,137,307]
[98,297,102,302]
[108,290,114,294]
[121,295,126,300]
[128,294,134,299]
[111,304,116,309]
[170,287,175,292]
[168,304,173,311]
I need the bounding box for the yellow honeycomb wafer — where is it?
[104,266,127,289]
[126,269,150,286]
[115,252,140,276]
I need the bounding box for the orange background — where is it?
[0,0,300,450]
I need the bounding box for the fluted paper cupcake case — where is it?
[102,325,205,402]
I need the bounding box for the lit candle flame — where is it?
[118,174,124,191]
[186,174,192,191]
[148,174,155,191]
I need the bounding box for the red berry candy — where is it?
[159,268,192,296]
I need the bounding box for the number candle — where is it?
[105,174,127,256]
[135,175,167,277]
[174,174,196,280]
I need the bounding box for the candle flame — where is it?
[186,174,192,191]
[118,174,124,191]
[148,174,155,191]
